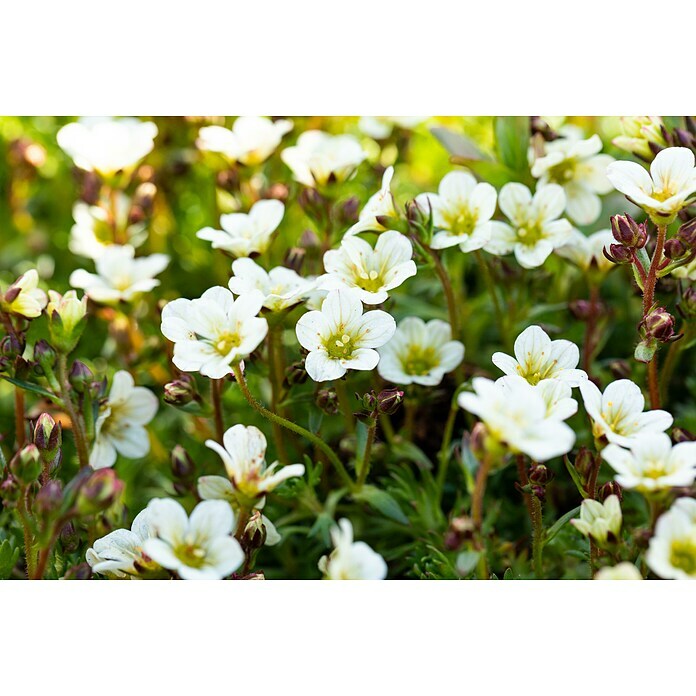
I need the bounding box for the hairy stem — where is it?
[56,354,90,468]
[530,495,544,579]
[210,378,225,444]
[232,363,354,490]
[267,327,289,463]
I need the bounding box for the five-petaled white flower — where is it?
[492,325,587,387]
[197,199,284,257]
[161,286,268,379]
[358,116,424,140]
[89,370,159,470]
[197,116,293,165]
[0,269,47,319]
[646,497,696,580]
[594,562,643,580]
[377,317,464,386]
[606,147,696,224]
[86,508,159,579]
[497,375,578,421]
[601,433,696,493]
[318,518,387,580]
[228,257,314,312]
[281,130,366,188]
[571,495,622,547]
[197,478,282,546]
[415,171,497,252]
[69,244,169,304]
[57,117,158,177]
[457,376,575,462]
[143,498,244,580]
[579,379,673,448]
[486,183,572,268]
[295,289,396,382]
[319,230,417,304]
[345,166,399,236]
[204,424,305,502]
[555,228,615,274]
[531,133,614,225]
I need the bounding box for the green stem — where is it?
[426,245,461,340]
[210,378,225,444]
[356,418,377,488]
[334,379,355,434]
[530,495,544,579]
[267,327,289,463]
[232,363,355,491]
[17,492,35,579]
[435,400,458,501]
[475,251,509,347]
[56,354,90,468]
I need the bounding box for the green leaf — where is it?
[564,455,589,499]
[389,439,433,470]
[503,567,515,580]
[544,506,582,547]
[494,116,530,174]
[0,375,60,402]
[0,539,20,580]
[634,339,657,363]
[430,127,491,161]
[456,550,481,577]
[353,485,409,525]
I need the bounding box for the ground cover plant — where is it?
[1,115,696,580]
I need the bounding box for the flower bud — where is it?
[569,299,592,321]
[33,413,62,465]
[672,427,696,443]
[132,182,157,215]
[336,196,360,227]
[443,516,475,550]
[359,390,378,412]
[59,522,80,553]
[33,339,57,370]
[1,334,25,361]
[76,469,124,515]
[531,485,546,502]
[68,360,93,393]
[9,444,42,484]
[678,287,696,319]
[34,480,64,520]
[164,375,198,406]
[663,238,687,260]
[242,510,267,552]
[215,169,239,192]
[46,290,88,353]
[468,422,488,460]
[298,229,321,249]
[604,243,634,265]
[316,387,339,415]
[298,187,327,221]
[641,306,677,343]
[599,480,623,503]
[283,247,305,274]
[574,447,595,484]
[528,462,554,486]
[610,214,647,248]
[171,445,195,480]
[0,474,20,504]
[677,218,696,249]
[284,360,308,386]
[377,386,404,415]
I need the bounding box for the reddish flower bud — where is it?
[376,387,404,415]
[641,306,677,342]
[76,469,124,515]
[664,238,687,260]
[604,243,634,265]
[599,481,623,503]
[677,218,696,248]
[610,214,647,248]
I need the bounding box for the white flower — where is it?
[0,269,47,319]
[646,497,696,580]
[69,244,169,304]
[570,495,622,546]
[318,518,387,580]
[161,286,268,379]
[228,258,314,312]
[197,116,292,165]
[594,562,643,580]
[491,325,587,387]
[345,166,398,236]
[457,376,575,462]
[197,199,284,257]
[319,230,417,305]
[197,477,281,546]
[555,228,615,274]
[295,289,396,382]
[579,379,673,448]
[377,317,464,386]
[57,117,158,176]
[531,133,614,225]
[485,184,572,268]
[86,508,159,578]
[281,130,366,188]
[204,424,305,501]
[46,289,87,335]
[601,434,696,493]
[671,256,696,281]
[415,171,497,251]
[497,375,578,421]
[89,370,159,469]
[606,147,696,223]
[143,499,244,580]
[358,116,424,139]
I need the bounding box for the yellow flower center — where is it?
[515,221,545,247]
[215,331,241,356]
[516,354,557,385]
[669,537,696,575]
[174,542,207,568]
[546,159,576,184]
[442,208,477,236]
[354,269,384,293]
[326,333,354,360]
[403,345,439,375]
